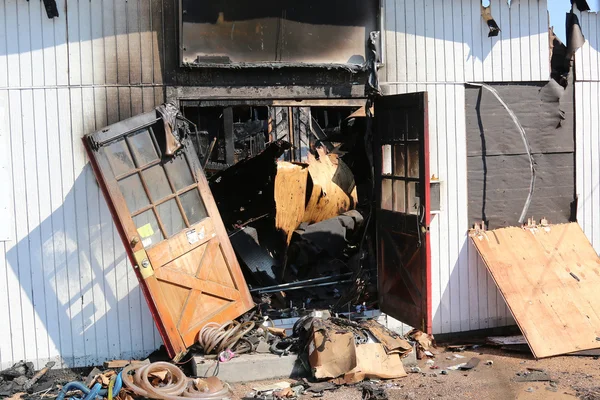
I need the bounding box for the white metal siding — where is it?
[382,0,550,334]
[0,0,165,369]
[574,9,600,253]
[0,0,559,368]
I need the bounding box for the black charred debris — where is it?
[207,118,377,319]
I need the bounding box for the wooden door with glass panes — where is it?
[84,111,254,360]
[374,92,432,333]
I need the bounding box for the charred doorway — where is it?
[178,100,378,315]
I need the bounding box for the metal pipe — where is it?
[257,279,353,294]
[250,273,353,293]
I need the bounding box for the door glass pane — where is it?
[118,173,150,213]
[407,181,420,215]
[393,180,406,212]
[407,143,420,178]
[142,165,172,202]
[180,189,208,225]
[133,209,164,247]
[101,140,135,177]
[393,144,406,177]
[157,199,186,237]
[381,178,393,211]
[381,145,392,176]
[407,110,419,140]
[164,155,195,191]
[127,128,159,167]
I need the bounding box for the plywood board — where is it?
[470,223,600,358]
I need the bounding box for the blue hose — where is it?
[83,383,102,400]
[113,371,123,395]
[57,379,118,400]
[56,382,90,400]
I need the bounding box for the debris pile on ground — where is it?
[0,361,51,397]
[300,315,411,384]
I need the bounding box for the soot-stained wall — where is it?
[465,82,576,229]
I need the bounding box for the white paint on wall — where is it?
[0,0,164,369]
[0,103,12,241]
[574,9,600,254]
[0,0,565,369]
[382,0,550,334]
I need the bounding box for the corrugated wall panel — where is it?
[382,0,544,333]
[0,0,165,369]
[0,0,561,366]
[574,9,600,255]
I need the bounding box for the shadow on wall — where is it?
[5,167,160,369]
[432,234,513,335]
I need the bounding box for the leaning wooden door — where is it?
[84,111,254,360]
[374,92,432,333]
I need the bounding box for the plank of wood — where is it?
[470,223,600,358]
[274,162,308,245]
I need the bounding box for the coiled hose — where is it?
[122,361,231,400]
[198,321,255,355]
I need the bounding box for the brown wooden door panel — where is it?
[84,111,254,360]
[374,93,432,333]
[146,218,216,269]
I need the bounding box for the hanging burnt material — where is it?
[571,0,591,11]
[548,28,570,90]
[156,102,189,156]
[566,11,586,60]
[481,3,501,37]
[43,0,59,18]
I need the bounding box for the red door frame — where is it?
[374,92,432,334]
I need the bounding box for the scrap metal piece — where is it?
[229,226,280,286]
[459,357,481,370]
[572,0,591,11]
[156,102,185,156]
[567,12,586,60]
[481,4,501,37]
[43,0,59,18]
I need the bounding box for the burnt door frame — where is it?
[374,92,432,333]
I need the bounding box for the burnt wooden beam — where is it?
[223,106,235,165]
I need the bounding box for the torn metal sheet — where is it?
[156,102,184,156]
[43,0,59,18]
[548,28,571,89]
[481,4,501,37]
[229,226,280,287]
[470,223,600,358]
[567,12,586,59]
[572,0,591,12]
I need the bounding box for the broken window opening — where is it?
[180,0,380,67]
